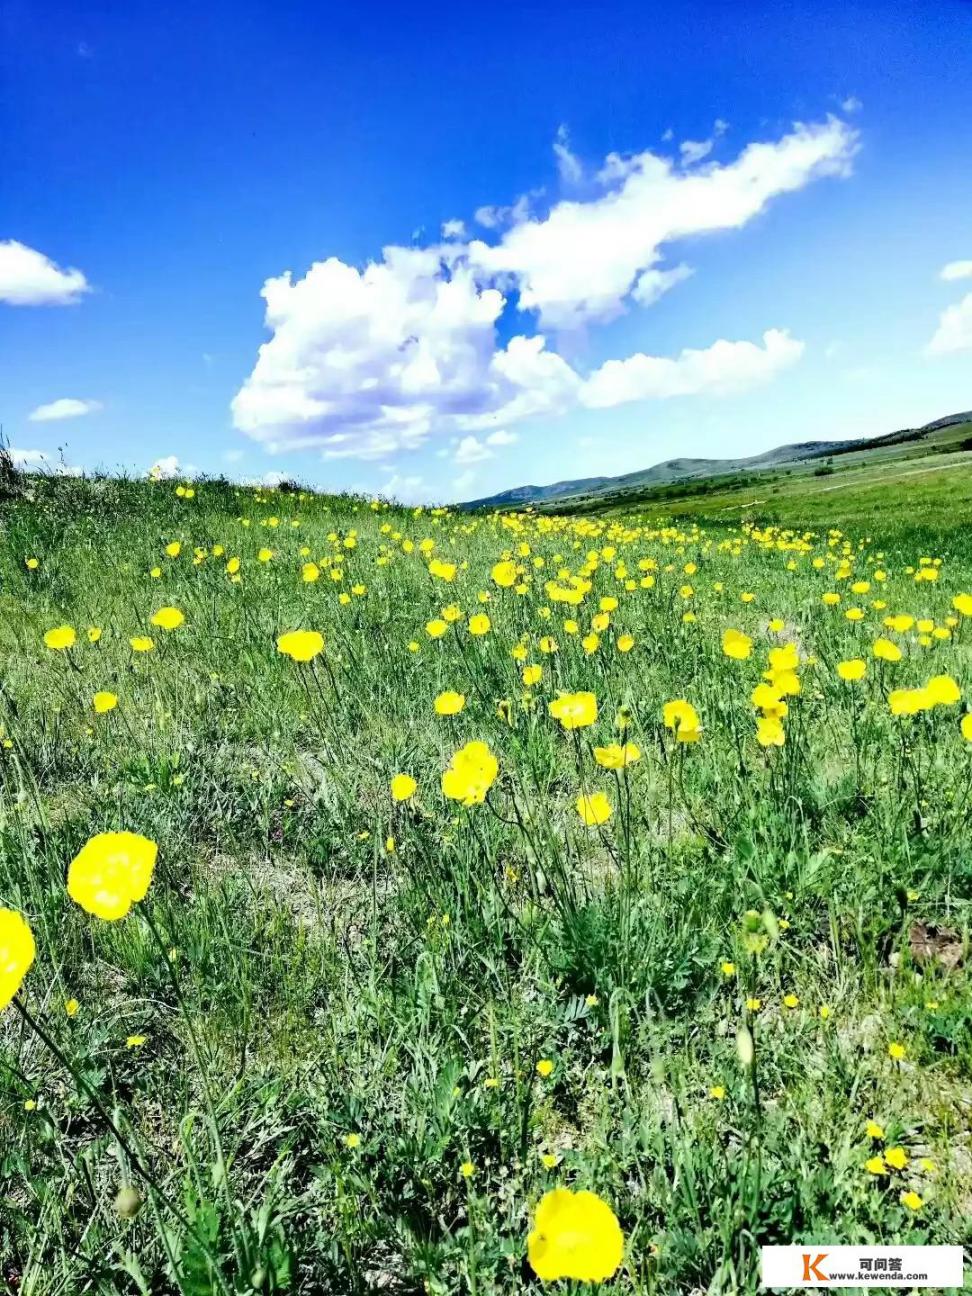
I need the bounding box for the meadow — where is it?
[1,466,971,1294]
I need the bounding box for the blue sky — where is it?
[1,0,970,503]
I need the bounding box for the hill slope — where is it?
[461,410,972,510]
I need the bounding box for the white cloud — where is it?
[454,435,493,465]
[9,447,82,476]
[841,96,862,114]
[232,115,849,458]
[580,328,804,408]
[940,260,972,282]
[28,397,101,422]
[926,292,972,355]
[680,138,714,166]
[452,468,477,495]
[631,263,693,306]
[0,240,90,306]
[381,471,425,503]
[442,218,466,239]
[485,429,518,447]
[469,115,857,329]
[553,125,583,183]
[149,455,181,479]
[231,246,580,459]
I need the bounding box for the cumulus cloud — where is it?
[442,218,466,239]
[454,435,493,465]
[679,138,714,166]
[485,429,518,447]
[233,115,851,458]
[926,293,972,355]
[580,329,804,408]
[469,116,857,329]
[29,397,101,422]
[149,455,182,479]
[940,260,972,282]
[9,447,82,476]
[0,240,90,306]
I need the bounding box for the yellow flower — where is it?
[873,637,902,662]
[491,559,517,587]
[92,691,118,714]
[756,716,785,747]
[426,618,447,638]
[65,998,79,1017]
[67,832,158,921]
[539,636,558,654]
[536,1058,554,1078]
[441,741,498,806]
[527,1188,624,1283]
[952,593,972,617]
[344,1132,361,1149]
[390,773,417,802]
[44,625,76,651]
[885,1146,908,1171]
[150,566,163,579]
[662,699,701,742]
[125,1035,147,1048]
[900,1190,923,1211]
[925,674,960,706]
[745,997,762,1012]
[962,713,972,742]
[129,636,154,653]
[549,691,598,730]
[783,993,799,1008]
[866,1120,885,1140]
[258,547,273,563]
[302,562,320,583]
[87,627,102,643]
[151,606,185,631]
[276,630,324,662]
[818,1005,831,1020]
[751,683,788,718]
[593,742,641,770]
[575,791,613,826]
[541,1152,559,1169]
[25,557,39,570]
[888,1041,907,1061]
[522,664,542,687]
[460,1160,475,1179]
[468,613,490,636]
[164,541,181,557]
[0,908,36,1011]
[720,961,736,977]
[721,628,753,660]
[709,1085,726,1101]
[616,633,635,653]
[428,559,457,582]
[434,691,466,716]
[889,687,929,716]
[865,1155,887,1175]
[581,632,600,654]
[226,556,241,575]
[837,658,866,681]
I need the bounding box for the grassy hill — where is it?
[463,410,972,514]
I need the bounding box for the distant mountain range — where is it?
[460,411,972,511]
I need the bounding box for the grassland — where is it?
[1,465,971,1294]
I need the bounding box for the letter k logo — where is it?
[802,1253,829,1282]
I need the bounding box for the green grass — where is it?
[1,469,971,1294]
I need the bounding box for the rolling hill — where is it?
[461,410,972,511]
